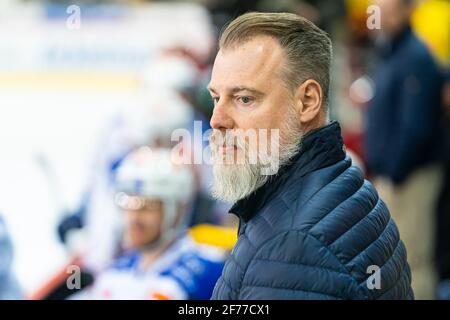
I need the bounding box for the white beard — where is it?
[211,157,268,203]
[209,108,303,203]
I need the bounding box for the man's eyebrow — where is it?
[207,85,217,94]
[230,86,264,95]
[207,85,264,96]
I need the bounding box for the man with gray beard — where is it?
[208,12,413,300]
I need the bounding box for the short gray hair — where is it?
[219,12,333,108]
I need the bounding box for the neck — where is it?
[302,113,328,135]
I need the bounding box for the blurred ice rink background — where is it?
[0,1,213,294]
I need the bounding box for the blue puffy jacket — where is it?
[212,122,413,300]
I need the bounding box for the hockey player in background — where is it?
[73,147,234,300]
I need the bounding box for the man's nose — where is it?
[210,102,235,130]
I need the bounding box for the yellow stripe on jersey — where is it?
[188,224,237,251]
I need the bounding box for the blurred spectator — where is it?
[73,147,233,299]
[365,0,445,299]
[436,70,450,299]
[443,71,450,119]
[0,216,23,300]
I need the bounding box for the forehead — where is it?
[210,36,285,91]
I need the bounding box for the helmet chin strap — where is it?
[141,200,190,252]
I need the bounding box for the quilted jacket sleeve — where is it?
[238,230,365,300]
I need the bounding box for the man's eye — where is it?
[212,97,219,104]
[237,96,254,105]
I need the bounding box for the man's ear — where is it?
[294,79,323,125]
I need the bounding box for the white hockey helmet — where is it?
[124,89,194,147]
[114,147,195,246]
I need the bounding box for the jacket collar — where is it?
[229,121,346,222]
